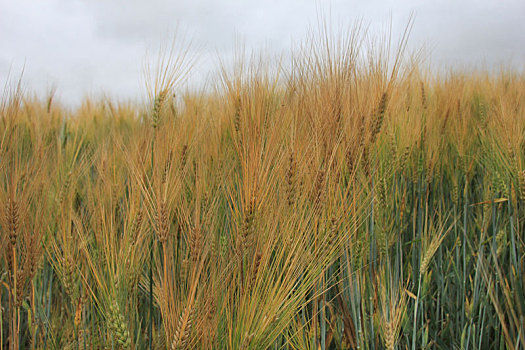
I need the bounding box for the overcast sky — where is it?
[1,0,524,105]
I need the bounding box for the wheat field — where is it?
[1,26,524,349]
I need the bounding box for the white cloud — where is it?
[1,0,524,105]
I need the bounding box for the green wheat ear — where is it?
[152,90,168,129]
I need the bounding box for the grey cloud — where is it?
[1,0,524,106]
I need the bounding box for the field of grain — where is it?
[1,27,524,349]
